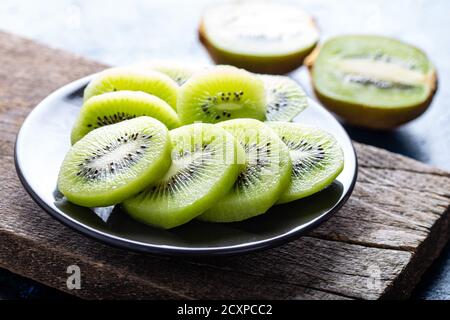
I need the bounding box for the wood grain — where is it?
[0,31,450,300]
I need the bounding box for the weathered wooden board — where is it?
[0,31,449,300]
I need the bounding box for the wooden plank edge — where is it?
[0,227,354,300]
[382,205,450,299]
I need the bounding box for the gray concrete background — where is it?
[0,0,449,299]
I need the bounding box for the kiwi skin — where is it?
[306,45,438,130]
[313,82,437,129]
[198,21,317,75]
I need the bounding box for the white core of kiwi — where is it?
[336,58,433,87]
[75,132,153,181]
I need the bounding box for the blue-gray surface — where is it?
[0,0,449,299]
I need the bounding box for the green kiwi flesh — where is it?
[58,117,171,207]
[177,65,266,124]
[260,75,308,121]
[143,61,200,86]
[71,91,181,144]
[312,35,437,129]
[83,67,179,110]
[267,122,344,203]
[122,123,244,229]
[199,119,291,222]
[199,1,319,74]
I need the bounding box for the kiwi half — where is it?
[71,91,181,144]
[310,35,437,129]
[58,117,171,207]
[260,75,308,121]
[267,122,344,203]
[83,67,179,110]
[177,66,266,124]
[122,123,244,229]
[199,1,319,74]
[199,119,291,223]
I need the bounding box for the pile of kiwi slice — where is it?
[58,63,344,229]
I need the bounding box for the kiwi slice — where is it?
[177,65,266,124]
[58,117,171,207]
[199,119,291,223]
[138,61,201,86]
[71,91,181,144]
[122,123,244,229]
[267,122,344,204]
[199,1,319,74]
[260,75,308,121]
[310,35,437,129]
[83,67,179,110]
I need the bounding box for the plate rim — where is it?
[14,75,358,256]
